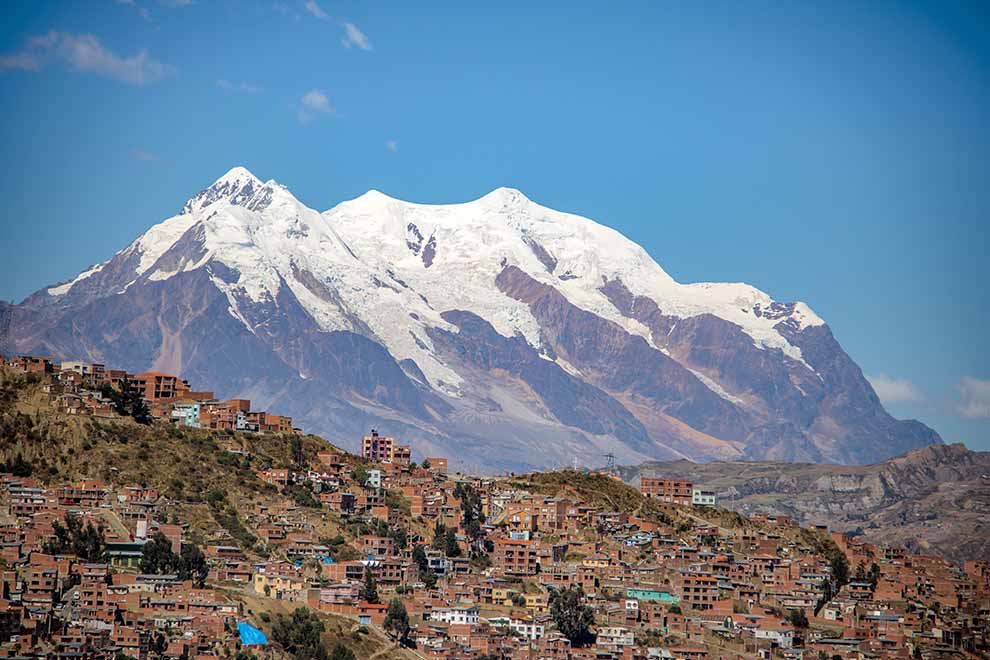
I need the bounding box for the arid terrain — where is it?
[618,443,990,563]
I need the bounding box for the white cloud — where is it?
[272,3,300,20]
[217,79,261,94]
[956,376,990,419]
[867,373,923,404]
[297,88,332,122]
[0,52,42,71]
[132,148,157,162]
[340,22,371,50]
[386,140,398,153]
[159,0,193,7]
[0,31,174,85]
[304,0,328,19]
[114,0,152,21]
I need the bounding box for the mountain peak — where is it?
[478,186,530,208]
[181,166,267,215]
[355,189,399,204]
[214,165,262,187]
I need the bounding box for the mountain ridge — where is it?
[617,443,990,562]
[6,166,941,470]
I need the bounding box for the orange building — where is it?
[640,477,693,505]
[494,538,540,576]
[130,372,190,401]
[425,457,448,474]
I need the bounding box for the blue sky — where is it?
[1,1,988,451]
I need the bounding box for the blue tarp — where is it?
[237,622,268,646]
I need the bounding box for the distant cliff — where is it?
[618,443,990,562]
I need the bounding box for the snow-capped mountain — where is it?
[7,167,941,470]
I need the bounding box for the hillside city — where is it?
[0,355,987,659]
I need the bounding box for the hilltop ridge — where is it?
[617,444,990,562]
[0,363,986,659]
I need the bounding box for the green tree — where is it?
[293,486,321,508]
[455,482,486,548]
[453,483,485,529]
[102,378,151,424]
[431,521,447,551]
[361,569,379,604]
[151,632,167,656]
[139,533,209,587]
[330,644,356,660]
[103,380,129,417]
[76,520,106,562]
[43,513,106,562]
[291,435,306,465]
[389,525,408,550]
[420,458,431,470]
[550,586,596,647]
[411,544,438,587]
[139,533,176,575]
[443,528,461,557]
[383,598,411,645]
[868,562,881,588]
[352,466,369,486]
[131,394,152,425]
[787,609,809,628]
[9,452,31,477]
[411,544,429,572]
[271,607,328,660]
[422,570,438,589]
[179,543,209,588]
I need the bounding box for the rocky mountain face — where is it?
[618,443,990,562]
[5,167,941,470]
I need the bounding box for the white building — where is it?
[691,487,716,507]
[754,625,793,649]
[61,361,102,377]
[170,402,200,428]
[365,469,382,489]
[489,617,544,640]
[430,606,480,625]
[597,626,635,649]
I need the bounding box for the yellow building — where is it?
[253,573,308,601]
[525,593,549,613]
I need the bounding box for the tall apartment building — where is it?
[61,361,107,386]
[640,477,694,505]
[676,571,719,610]
[494,538,540,576]
[361,429,411,465]
[129,372,191,401]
